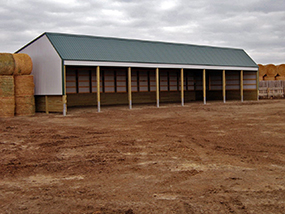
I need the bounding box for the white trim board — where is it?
[64,60,258,71]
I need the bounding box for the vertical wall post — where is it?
[45,95,49,114]
[97,66,101,112]
[223,70,226,103]
[203,69,206,104]
[62,95,67,116]
[156,68,159,107]
[128,67,132,109]
[240,70,244,102]
[181,68,184,106]
[63,65,67,116]
[256,70,259,101]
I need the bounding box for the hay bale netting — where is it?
[13,53,33,75]
[265,64,277,78]
[0,76,15,117]
[14,75,35,116]
[258,64,266,80]
[0,53,15,75]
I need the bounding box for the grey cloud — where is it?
[0,0,284,64]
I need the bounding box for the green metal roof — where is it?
[43,32,257,68]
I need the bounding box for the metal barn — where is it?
[16,32,259,115]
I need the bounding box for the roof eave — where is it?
[15,32,47,53]
[64,60,259,71]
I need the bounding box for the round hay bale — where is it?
[275,76,285,80]
[0,96,15,117]
[13,53,33,75]
[14,75,34,96]
[0,76,14,97]
[265,64,277,77]
[258,64,266,77]
[15,95,35,116]
[277,64,285,77]
[263,76,276,81]
[0,53,15,75]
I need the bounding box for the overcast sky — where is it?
[1,0,284,64]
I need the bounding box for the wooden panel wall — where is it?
[207,91,223,100]
[209,71,223,90]
[243,71,257,90]
[67,93,129,106]
[101,93,128,105]
[132,92,156,104]
[226,71,240,90]
[65,66,258,108]
[244,90,258,100]
[184,91,196,102]
[67,93,96,107]
[35,95,63,112]
[226,90,240,100]
[160,91,180,102]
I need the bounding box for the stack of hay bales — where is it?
[0,53,15,117]
[258,64,285,81]
[263,64,277,80]
[0,53,34,117]
[258,64,266,81]
[0,75,15,117]
[13,54,35,116]
[276,64,285,80]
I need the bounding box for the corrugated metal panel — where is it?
[18,34,63,95]
[45,32,258,68]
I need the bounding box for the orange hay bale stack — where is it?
[14,75,35,116]
[265,64,277,77]
[14,75,34,96]
[0,53,15,75]
[0,96,15,117]
[15,95,35,116]
[277,64,285,77]
[263,76,276,81]
[0,76,14,97]
[13,53,33,75]
[0,76,15,117]
[275,76,285,80]
[258,64,266,78]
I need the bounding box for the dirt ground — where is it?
[1,99,285,214]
